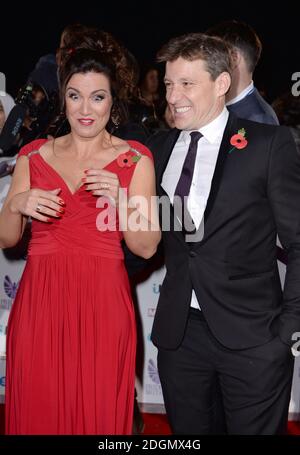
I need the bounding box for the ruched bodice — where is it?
[24,139,152,258]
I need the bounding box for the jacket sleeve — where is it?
[267,126,300,345]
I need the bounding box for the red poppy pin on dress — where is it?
[117,152,141,168]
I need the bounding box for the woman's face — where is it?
[65,71,113,139]
[0,101,5,131]
[144,69,159,94]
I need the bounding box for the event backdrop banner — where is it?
[0,166,27,399]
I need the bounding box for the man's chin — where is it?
[174,120,189,130]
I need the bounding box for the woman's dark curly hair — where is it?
[59,26,138,128]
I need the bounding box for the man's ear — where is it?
[230,48,241,69]
[216,72,231,96]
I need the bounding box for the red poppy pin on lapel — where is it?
[229,128,248,154]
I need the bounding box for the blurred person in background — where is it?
[130,63,165,134]
[0,92,15,133]
[206,20,279,125]
[273,91,300,152]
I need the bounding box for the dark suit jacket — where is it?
[149,113,300,350]
[227,87,279,125]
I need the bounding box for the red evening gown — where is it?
[5,138,152,435]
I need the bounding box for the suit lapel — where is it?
[203,112,238,225]
[187,113,238,248]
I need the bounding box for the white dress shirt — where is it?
[161,107,229,309]
[226,81,254,106]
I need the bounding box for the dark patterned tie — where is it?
[175,131,203,199]
[174,131,202,232]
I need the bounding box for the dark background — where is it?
[1,1,299,102]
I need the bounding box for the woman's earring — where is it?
[111,105,120,128]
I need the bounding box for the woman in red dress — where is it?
[0,40,160,435]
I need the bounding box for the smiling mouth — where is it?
[174,107,191,114]
[78,119,94,125]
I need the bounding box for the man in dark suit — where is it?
[149,33,300,435]
[206,20,279,125]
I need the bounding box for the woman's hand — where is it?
[82,169,121,205]
[9,188,65,222]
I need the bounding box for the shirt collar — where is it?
[226,81,254,106]
[179,107,229,145]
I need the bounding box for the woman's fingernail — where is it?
[82,178,87,182]
[58,208,65,213]
[59,199,65,205]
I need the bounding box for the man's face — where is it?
[164,57,227,130]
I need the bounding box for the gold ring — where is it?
[36,203,42,212]
[101,183,109,189]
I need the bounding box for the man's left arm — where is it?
[268,126,300,345]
